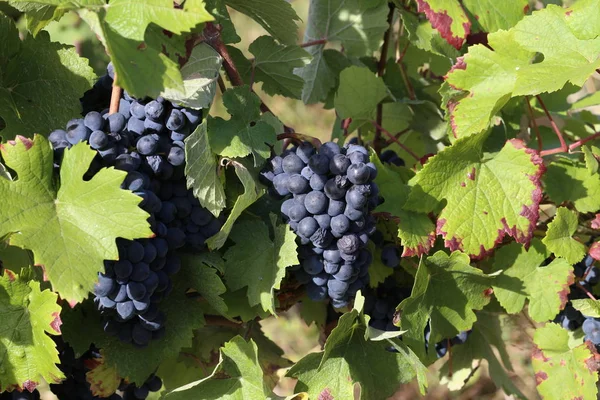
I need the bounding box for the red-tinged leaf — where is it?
[416,0,471,50]
[591,214,600,230]
[0,272,64,391]
[405,134,545,257]
[532,323,599,399]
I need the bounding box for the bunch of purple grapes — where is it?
[48,339,161,400]
[0,390,40,400]
[48,63,222,346]
[554,255,599,339]
[262,141,380,307]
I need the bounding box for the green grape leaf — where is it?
[398,251,493,361]
[445,0,600,138]
[62,259,209,384]
[439,312,526,398]
[371,152,435,257]
[204,0,240,44]
[462,0,528,32]
[164,336,283,400]
[185,120,227,218]
[299,295,327,328]
[7,0,98,35]
[223,215,298,314]
[0,271,63,392]
[416,0,471,49]
[543,207,586,264]
[0,136,151,304]
[230,36,311,99]
[545,158,600,213]
[208,86,277,166]
[398,9,461,58]
[221,288,270,322]
[207,160,265,250]
[180,254,228,318]
[572,299,600,318]
[289,297,422,400]
[492,239,573,322]
[298,0,390,104]
[405,134,545,257]
[532,323,599,400]
[334,66,388,131]
[160,43,222,109]
[583,145,599,175]
[224,0,300,45]
[76,0,213,98]
[0,14,95,140]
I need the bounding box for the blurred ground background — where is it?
[34,1,552,398]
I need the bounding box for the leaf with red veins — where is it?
[405,134,545,258]
[416,0,471,50]
[532,323,599,399]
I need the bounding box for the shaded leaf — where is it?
[545,157,600,213]
[416,0,471,49]
[492,239,573,322]
[0,14,95,140]
[398,251,493,362]
[206,161,265,250]
[223,215,298,314]
[208,86,276,166]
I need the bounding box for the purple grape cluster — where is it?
[48,339,161,400]
[263,141,380,308]
[49,63,222,346]
[0,390,40,400]
[555,255,599,334]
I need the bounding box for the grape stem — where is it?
[576,281,597,301]
[204,22,294,133]
[525,96,543,153]
[300,38,327,48]
[109,71,122,115]
[539,130,600,156]
[536,95,568,153]
[277,132,322,148]
[371,121,420,161]
[204,315,243,328]
[374,4,396,153]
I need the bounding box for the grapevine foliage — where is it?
[1,0,600,399]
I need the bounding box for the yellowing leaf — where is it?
[532,323,598,400]
[405,134,544,257]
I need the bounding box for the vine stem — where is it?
[525,96,543,153]
[300,38,327,48]
[374,3,396,153]
[576,282,598,301]
[536,95,568,152]
[204,315,243,328]
[371,121,420,161]
[539,131,600,157]
[109,72,122,115]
